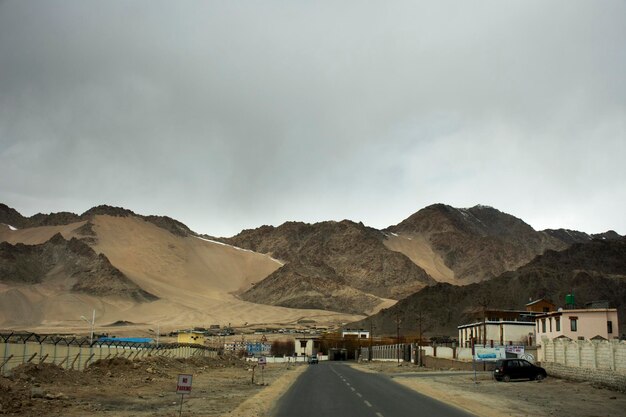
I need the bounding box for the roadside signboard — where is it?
[505,345,525,355]
[176,374,193,416]
[474,346,505,361]
[258,356,267,385]
[176,374,193,394]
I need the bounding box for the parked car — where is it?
[494,359,547,382]
[308,356,319,364]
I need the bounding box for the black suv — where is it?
[493,359,547,382]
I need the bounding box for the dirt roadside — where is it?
[351,362,626,417]
[0,356,304,416]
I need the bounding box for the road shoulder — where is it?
[229,364,307,417]
[349,362,626,417]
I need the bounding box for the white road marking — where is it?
[364,400,372,407]
[356,393,362,398]
[350,387,355,392]
[376,413,384,417]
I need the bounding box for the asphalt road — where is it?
[272,362,474,417]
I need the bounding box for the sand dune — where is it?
[0,215,364,333]
[0,221,87,244]
[383,233,456,284]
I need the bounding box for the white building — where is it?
[342,329,370,339]
[294,336,321,357]
[458,309,538,347]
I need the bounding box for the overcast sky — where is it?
[1,1,624,237]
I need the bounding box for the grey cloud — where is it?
[0,0,624,236]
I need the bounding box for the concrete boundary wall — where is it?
[362,343,537,368]
[541,339,626,373]
[367,344,411,362]
[540,338,626,390]
[543,362,626,392]
[0,342,216,375]
[246,355,329,363]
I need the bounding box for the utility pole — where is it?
[396,312,401,364]
[417,310,423,366]
[80,309,96,345]
[482,305,487,346]
[369,321,374,361]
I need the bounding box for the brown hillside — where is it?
[0,212,363,331]
[386,204,567,284]
[0,233,156,302]
[224,220,434,313]
[352,237,626,338]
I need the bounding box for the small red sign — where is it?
[176,374,193,394]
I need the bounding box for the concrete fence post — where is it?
[64,345,70,370]
[609,342,616,371]
[1,343,8,375]
[577,342,582,367]
[592,341,598,370]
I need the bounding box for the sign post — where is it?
[176,374,193,417]
[258,356,267,385]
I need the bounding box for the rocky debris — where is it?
[1,355,255,416]
[74,221,97,244]
[0,234,157,302]
[9,363,80,385]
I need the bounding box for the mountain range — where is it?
[0,202,622,335]
[352,236,626,337]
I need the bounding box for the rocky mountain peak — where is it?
[0,203,195,238]
[81,205,136,218]
[386,203,566,283]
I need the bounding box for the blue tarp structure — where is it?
[97,337,153,344]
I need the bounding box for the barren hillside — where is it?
[0,208,363,331]
[352,237,626,337]
[385,204,567,284]
[223,220,434,312]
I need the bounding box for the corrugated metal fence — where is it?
[0,332,217,375]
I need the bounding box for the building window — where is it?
[555,317,560,332]
[608,321,613,334]
[570,317,578,332]
[549,318,552,332]
[300,341,307,348]
[541,319,546,333]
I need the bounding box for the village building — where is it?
[535,307,619,343]
[176,330,205,345]
[342,329,370,339]
[458,309,538,347]
[525,298,556,313]
[294,335,321,357]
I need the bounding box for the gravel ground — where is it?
[0,356,304,417]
